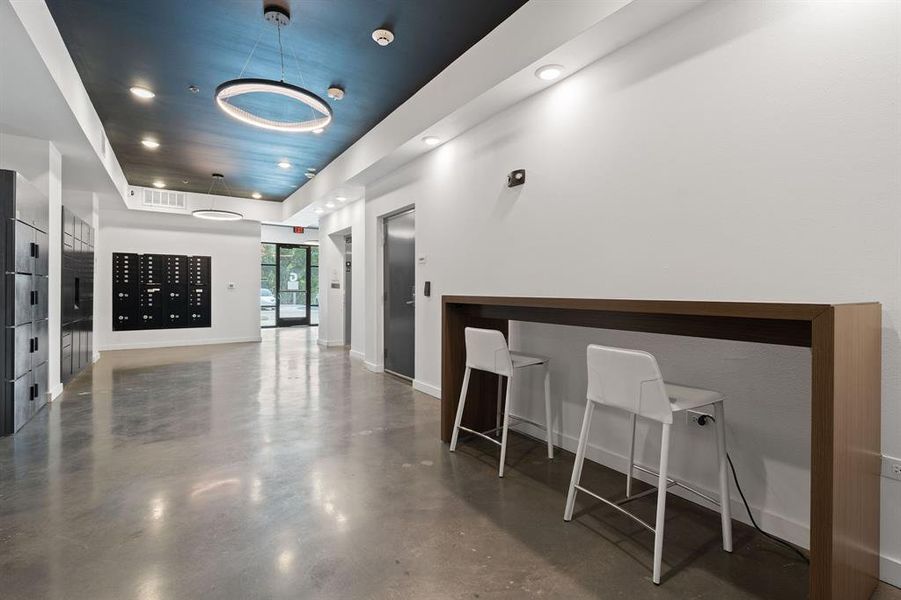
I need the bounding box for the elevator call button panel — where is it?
[112,252,211,331]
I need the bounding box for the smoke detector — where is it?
[372,28,394,46]
[327,86,345,100]
[263,0,291,26]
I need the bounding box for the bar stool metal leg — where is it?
[652,423,671,584]
[714,401,733,552]
[498,372,514,477]
[626,413,637,497]
[449,367,472,452]
[564,399,595,521]
[496,375,503,434]
[543,364,553,459]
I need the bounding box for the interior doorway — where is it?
[383,209,415,379]
[260,242,319,328]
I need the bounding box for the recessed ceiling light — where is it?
[535,64,564,81]
[252,192,262,199]
[130,86,155,99]
[152,180,166,188]
[325,202,335,208]
[422,136,441,146]
[188,84,200,94]
[141,138,160,149]
[372,28,395,46]
[314,208,324,214]
[327,86,345,100]
[306,167,317,172]
[304,172,315,179]
[278,161,292,169]
[336,196,347,202]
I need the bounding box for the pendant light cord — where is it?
[238,26,265,79]
[277,22,285,82]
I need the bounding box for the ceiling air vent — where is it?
[143,188,186,211]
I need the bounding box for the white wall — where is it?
[318,0,901,583]
[319,201,365,354]
[261,223,319,245]
[96,209,261,350]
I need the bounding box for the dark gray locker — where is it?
[34,229,48,275]
[34,275,48,321]
[12,324,32,380]
[13,274,32,326]
[32,361,47,410]
[14,220,33,274]
[12,374,33,432]
[32,320,47,366]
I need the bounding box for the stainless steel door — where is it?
[34,229,48,275]
[13,373,33,433]
[383,210,415,379]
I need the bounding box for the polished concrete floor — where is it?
[1,328,898,599]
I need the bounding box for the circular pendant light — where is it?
[216,2,332,134]
[215,78,331,133]
[192,208,244,221]
[193,173,244,221]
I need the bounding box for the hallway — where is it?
[0,328,896,599]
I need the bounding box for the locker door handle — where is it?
[29,385,34,401]
[29,338,35,353]
[33,243,39,259]
[33,337,38,352]
[30,290,36,305]
[30,242,36,257]
[33,383,39,399]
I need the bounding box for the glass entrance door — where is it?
[277,245,309,326]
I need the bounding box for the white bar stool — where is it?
[563,344,732,584]
[449,327,554,477]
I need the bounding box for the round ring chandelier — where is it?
[192,208,244,221]
[215,78,332,133]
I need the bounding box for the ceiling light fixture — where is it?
[327,86,345,100]
[304,172,315,179]
[278,161,292,169]
[422,136,441,146]
[141,138,160,149]
[193,173,244,221]
[336,196,347,202]
[215,3,333,133]
[325,202,335,208]
[152,180,166,188]
[314,208,324,214]
[252,192,262,199]
[372,28,394,46]
[535,64,564,81]
[130,86,155,99]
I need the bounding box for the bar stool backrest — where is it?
[586,344,673,424]
[464,328,513,377]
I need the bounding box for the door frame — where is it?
[382,208,416,380]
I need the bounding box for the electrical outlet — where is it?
[884,456,901,481]
[686,410,712,427]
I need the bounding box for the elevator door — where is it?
[383,210,415,379]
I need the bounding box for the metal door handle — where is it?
[405,300,415,306]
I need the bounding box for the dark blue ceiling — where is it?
[46,0,527,201]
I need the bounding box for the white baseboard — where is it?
[511,416,810,550]
[882,554,901,588]
[49,383,64,401]
[317,339,345,347]
[349,349,365,361]
[413,379,441,398]
[98,336,261,351]
[364,361,384,373]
